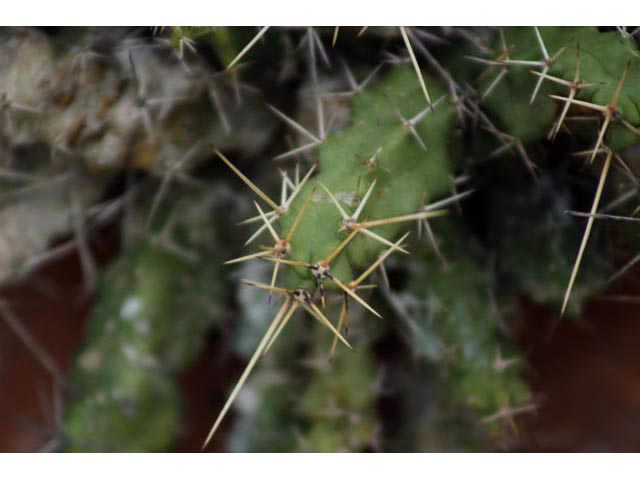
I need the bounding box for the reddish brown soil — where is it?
[516,279,640,452]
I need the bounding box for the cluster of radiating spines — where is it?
[215,149,317,247]
[469,27,640,316]
[202,264,358,449]
[215,149,318,296]
[203,149,448,449]
[469,27,566,105]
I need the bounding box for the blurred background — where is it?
[1,26,640,452]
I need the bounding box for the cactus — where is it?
[205,27,632,451]
[277,66,456,285]
[470,27,639,314]
[2,26,639,453]
[64,189,227,452]
[478,27,640,151]
[297,346,379,452]
[403,220,530,429]
[204,63,457,446]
